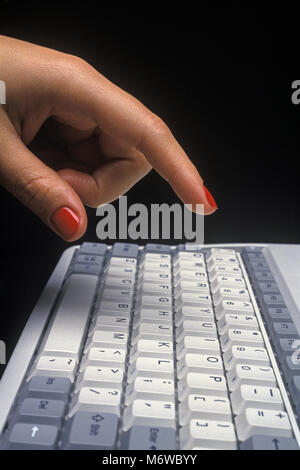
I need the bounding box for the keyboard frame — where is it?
[1,242,300,446]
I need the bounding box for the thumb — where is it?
[0,114,87,241]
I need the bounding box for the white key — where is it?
[138,282,171,296]
[105,276,135,289]
[223,345,270,371]
[235,408,292,442]
[179,395,232,425]
[181,419,237,450]
[227,364,277,391]
[174,260,206,273]
[94,315,129,331]
[98,301,132,316]
[221,329,264,352]
[127,357,174,383]
[207,255,239,270]
[76,365,124,390]
[174,280,209,296]
[109,257,137,267]
[218,314,258,335]
[144,253,171,262]
[107,266,136,278]
[138,271,172,284]
[123,399,175,431]
[215,300,254,320]
[210,276,246,294]
[175,293,212,309]
[102,289,133,302]
[177,353,223,379]
[30,356,76,381]
[191,447,223,450]
[177,321,217,340]
[231,385,284,415]
[213,287,250,305]
[85,330,128,352]
[178,372,227,401]
[175,251,204,262]
[176,337,220,359]
[175,307,214,326]
[138,295,172,310]
[130,339,173,362]
[125,377,174,404]
[81,347,126,370]
[175,270,208,283]
[209,265,242,281]
[142,262,171,273]
[70,387,121,417]
[43,274,97,358]
[209,248,236,256]
[134,309,172,325]
[132,322,173,342]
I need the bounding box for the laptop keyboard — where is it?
[1,242,300,450]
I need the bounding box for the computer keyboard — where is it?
[1,242,300,450]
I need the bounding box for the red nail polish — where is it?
[203,186,218,209]
[51,207,80,240]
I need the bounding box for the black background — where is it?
[0,4,299,376]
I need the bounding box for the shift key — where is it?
[64,411,119,449]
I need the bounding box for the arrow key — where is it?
[240,434,299,450]
[6,422,58,449]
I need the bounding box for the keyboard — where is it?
[1,242,300,450]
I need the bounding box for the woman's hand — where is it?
[0,35,217,241]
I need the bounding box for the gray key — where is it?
[121,425,176,450]
[77,254,104,265]
[73,263,103,275]
[253,271,274,281]
[240,434,299,450]
[6,422,58,449]
[290,376,300,409]
[79,243,107,255]
[272,322,298,337]
[64,411,118,449]
[268,307,291,321]
[145,244,171,254]
[112,243,139,258]
[282,355,300,382]
[244,247,263,253]
[24,376,71,401]
[258,282,280,293]
[15,398,65,426]
[278,338,300,355]
[247,253,265,261]
[250,261,269,271]
[263,294,285,306]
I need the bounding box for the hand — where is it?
[0,35,217,241]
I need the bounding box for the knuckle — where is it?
[13,173,58,212]
[138,112,171,151]
[146,112,170,136]
[55,53,90,83]
[64,53,89,70]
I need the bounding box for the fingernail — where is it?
[51,207,80,240]
[203,185,218,210]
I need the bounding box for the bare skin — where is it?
[0,35,217,241]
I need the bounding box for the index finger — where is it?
[53,56,218,214]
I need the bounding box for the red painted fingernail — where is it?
[51,207,80,240]
[204,185,218,209]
